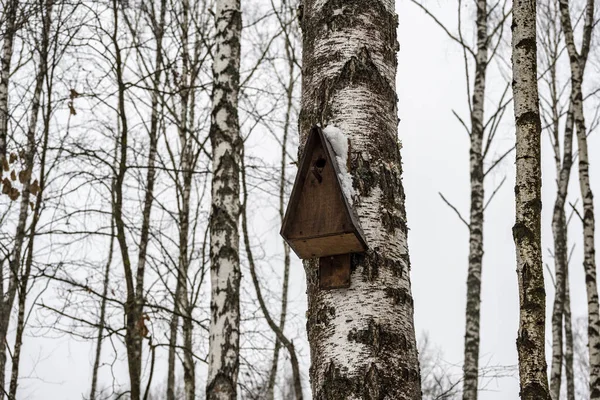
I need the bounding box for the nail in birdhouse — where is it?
[280,126,367,289]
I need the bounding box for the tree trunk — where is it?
[110,0,153,397]
[511,0,550,397]
[90,224,115,400]
[240,153,304,400]
[0,0,18,163]
[298,1,421,399]
[558,0,600,396]
[177,1,196,394]
[0,1,20,396]
[267,17,296,398]
[462,1,488,398]
[564,269,575,400]
[7,2,53,397]
[549,82,574,400]
[206,0,242,397]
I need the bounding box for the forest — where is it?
[0,0,599,399]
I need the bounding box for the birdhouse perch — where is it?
[280,126,367,289]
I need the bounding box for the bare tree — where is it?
[558,0,600,397]
[511,0,551,397]
[409,1,511,397]
[538,0,576,396]
[107,0,160,396]
[6,1,54,398]
[264,2,301,398]
[0,0,19,164]
[206,0,243,397]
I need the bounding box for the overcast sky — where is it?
[10,0,600,399]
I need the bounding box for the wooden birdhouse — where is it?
[281,126,367,289]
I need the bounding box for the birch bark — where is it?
[548,43,575,400]
[0,0,18,163]
[166,1,197,398]
[177,2,196,396]
[564,270,575,400]
[549,96,574,400]
[90,223,114,400]
[511,0,550,397]
[463,1,488,398]
[537,3,574,395]
[7,2,53,397]
[206,0,242,397]
[558,0,600,396]
[267,9,297,397]
[299,0,421,398]
[0,1,19,394]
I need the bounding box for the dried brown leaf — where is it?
[18,169,31,184]
[2,178,11,194]
[29,180,40,195]
[9,187,20,201]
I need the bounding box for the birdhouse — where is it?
[281,126,367,289]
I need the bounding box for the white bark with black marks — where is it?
[299,0,421,398]
[206,0,242,398]
[557,0,599,396]
[511,0,550,398]
[462,0,488,398]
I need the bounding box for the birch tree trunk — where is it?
[110,0,158,397]
[299,1,421,398]
[0,0,18,163]
[511,0,550,397]
[176,2,196,396]
[206,0,242,397]
[267,8,297,397]
[7,2,53,397]
[564,270,575,400]
[0,1,20,395]
[537,3,574,395]
[463,1,488,398]
[557,0,600,397]
[110,4,143,395]
[548,96,574,400]
[548,47,575,400]
[90,223,114,400]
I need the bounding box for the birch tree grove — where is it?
[511,0,550,398]
[299,0,421,398]
[206,0,242,397]
[2,0,600,397]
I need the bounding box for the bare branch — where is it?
[438,192,469,228]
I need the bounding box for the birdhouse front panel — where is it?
[281,127,367,259]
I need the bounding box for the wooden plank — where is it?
[319,254,351,289]
[285,139,349,239]
[288,233,365,259]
